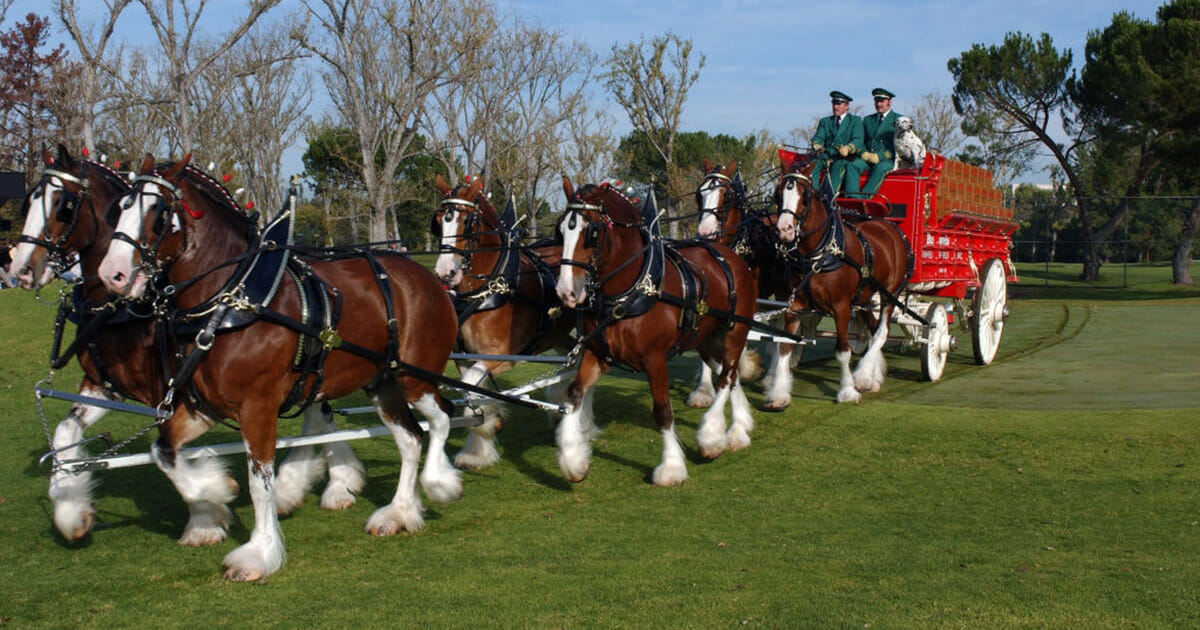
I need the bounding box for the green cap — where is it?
[872,87,895,100]
[829,90,852,104]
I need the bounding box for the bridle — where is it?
[17,168,93,274]
[776,170,826,241]
[110,172,188,278]
[697,171,735,230]
[431,189,501,273]
[557,184,647,289]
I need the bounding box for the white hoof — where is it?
[319,484,357,510]
[763,394,791,411]
[651,461,689,486]
[420,465,463,504]
[685,388,714,408]
[854,374,881,393]
[179,501,231,547]
[696,425,728,460]
[365,503,424,536]
[454,432,502,470]
[726,424,751,452]
[837,387,862,404]
[222,541,284,582]
[556,442,591,483]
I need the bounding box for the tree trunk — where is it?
[1172,197,1200,285]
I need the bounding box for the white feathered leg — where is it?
[48,387,108,541]
[853,314,890,393]
[366,413,425,536]
[696,359,730,459]
[726,375,754,451]
[413,392,462,503]
[763,342,795,410]
[555,391,593,483]
[685,361,716,408]
[222,451,285,581]
[151,439,238,547]
[274,406,330,515]
[651,426,689,486]
[835,349,862,403]
[321,438,366,510]
[453,364,503,470]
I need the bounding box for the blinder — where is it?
[54,189,80,224]
[557,205,603,249]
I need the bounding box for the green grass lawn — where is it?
[1,263,1198,628]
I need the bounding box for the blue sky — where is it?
[10,0,1166,179]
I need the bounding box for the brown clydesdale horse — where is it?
[554,178,757,485]
[773,161,912,403]
[13,146,366,544]
[693,158,820,410]
[430,174,577,469]
[98,155,459,581]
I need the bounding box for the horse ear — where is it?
[561,175,575,200]
[467,176,483,198]
[703,158,712,173]
[727,160,737,174]
[56,143,73,168]
[435,174,451,196]
[162,155,189,181]
[139,154,155,175]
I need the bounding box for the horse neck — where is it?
[458,215,507,292]
[76,170,125,302]
[794,196,834,255]
[169,186,252,308]
[721,202,745,248]
[596,214,647,296]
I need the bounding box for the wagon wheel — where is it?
[971,258,1008,365]
[920,302,952,381]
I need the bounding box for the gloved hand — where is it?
[862,151,879,165]
[812,143,825,154]
[837,145,851,157]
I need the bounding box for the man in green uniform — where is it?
[810,90,866,197]
[861,87,900,195]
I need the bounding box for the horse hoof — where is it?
[762,399,790,412]
[685,391,714,408]
[698,445,725,460]
[319,486,357,511]
[837,389,862,404]
[223,566,265,582]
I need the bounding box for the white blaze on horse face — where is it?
[432,209,464,287]
[777,179,803,243]
[11,178,59,289]
[99,183,161,298]
[697,179,723,239]
[555,211,588,308]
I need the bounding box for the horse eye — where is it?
[122,197,135,209]
[443,212,454,223]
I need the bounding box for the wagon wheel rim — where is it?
[921,302,949,381]
[971,258,1007,365]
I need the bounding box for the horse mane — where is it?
[82,159,131,192]
[165,162,256,226]
[577,182,639,223]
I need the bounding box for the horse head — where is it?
[11,145,96,289]
[696,159,742,242]
[554,177,643,308]
[774,160,823,245]
[431,174,490,288]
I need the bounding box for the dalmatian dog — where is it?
[893,116,927,171]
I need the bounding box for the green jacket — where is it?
[812,113,864,159]
[863,110,901,161]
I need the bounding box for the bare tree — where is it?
[203,15,311,216]
[55,0,134,156]
[133,0,280,155]
[603,32,704,238]
[102,47,169,162]
[908,89,966,156]
[561,103,616,198]
[489,19,596,235]
[300,0,460,242]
